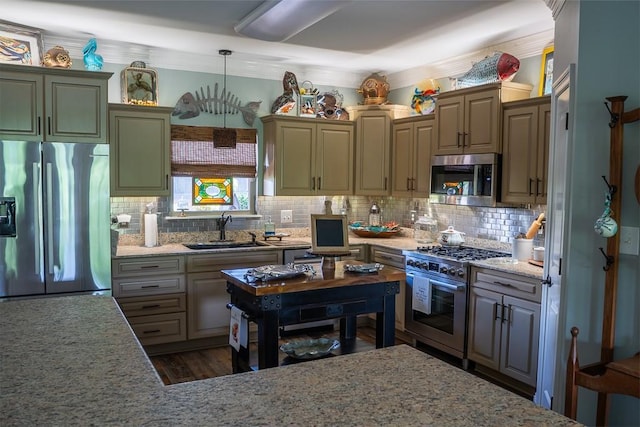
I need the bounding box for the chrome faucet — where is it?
[217,212,232,241]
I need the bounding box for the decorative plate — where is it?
[244,264,315,282]
[344,263,384,274]
[279,338,340,360]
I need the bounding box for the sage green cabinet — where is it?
[501,96,551,205]
[109,104,172,196]
[433,82,532,155]
[391,115,434,197]
[0,63,110,142]
[262,115,354,196]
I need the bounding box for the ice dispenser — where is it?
[0,197,16,237]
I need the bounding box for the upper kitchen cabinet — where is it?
[433,82,532,155]
[109,104,172,197]
[262,115,354,196]
[501,96,551,205]
[391,114,435,197]
[349,105,411,196]
[0,63,111,142]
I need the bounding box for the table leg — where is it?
[340,316,357,340]
[376,294,396,348]
[257,310,280,369]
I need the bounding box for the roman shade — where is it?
[170,125,257,178]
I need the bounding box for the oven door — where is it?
[404,271,468,358]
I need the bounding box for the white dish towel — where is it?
[412,276,432,315]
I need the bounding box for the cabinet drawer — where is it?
[471,267,541,303]
[117,293,186,317]
[112,274,186,298]
[112,256,185,277]
[344,245,367,262]
[370,246,405,269]
[128,312,187,345]
[187,250,280,273]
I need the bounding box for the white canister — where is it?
[512,238,534,261]
[533,246,545,262]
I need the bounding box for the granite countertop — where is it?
[0,295,579,426]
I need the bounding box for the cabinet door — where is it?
[500,295,540,386]
[0,71,43,139]
[413,117,434,195]
[464,89,500,153]
[355,112,391,195]
[187,272,230,340]
[434,94,464,155]
[467,286,501,371]
[316,122,353,195]
[501,105,538,204]
[45,74,107,143]
[535,103,551,204]
[110,106,171,196]
[391,122,413,196]
[276,121,315,195]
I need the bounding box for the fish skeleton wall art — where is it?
[172,83,262,126]
[453,52,520,89]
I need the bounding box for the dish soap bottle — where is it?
[264,216,275,236]
[369,201,381,226]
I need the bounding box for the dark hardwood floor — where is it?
[149,325,403,385]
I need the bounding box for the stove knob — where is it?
[419,262,428,270]
[457,268,465,277]
[407,259,415,267]
[449,269,456,276]
[439,266,448,274]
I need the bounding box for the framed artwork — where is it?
[538,45,554,96]
[0,21,43,66]
[192,178,233,205]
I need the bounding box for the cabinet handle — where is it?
[141,284,160,288]
[463,132,468,147]
[493,280,511,288]
[142,329,161,334]
[529,178,534,196]
[140,265,160,269]
[495,302,502,321]
[37,116,41,135]
[406,178,411,191]
[501,303,507,323]
[47,116,51,135]
[411,178,416,191]
[318,177,321,190]
[457,132,462,147]
[311,177,316,190]
[166,174,169,190]
[141,304,161,309]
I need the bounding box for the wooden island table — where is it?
[222,260,404,373]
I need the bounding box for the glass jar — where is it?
[413,215,438,243]
[369,201,381,226]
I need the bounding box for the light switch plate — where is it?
[281,210,293,223]
[619,226,639,255]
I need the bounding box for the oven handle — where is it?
[408,273,465,292]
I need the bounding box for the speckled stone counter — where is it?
[1,295,578,426]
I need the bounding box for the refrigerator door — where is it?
[0,140,44,297]
[42,143,111,294]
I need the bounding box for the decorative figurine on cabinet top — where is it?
[452,51,520,89]
[271,71,300,115]
[317,90,349,120]
[82,38,103,71]
[357,72,390,105]
[42,45,72,68]
[411,78,440,115]
[121,61,158,106]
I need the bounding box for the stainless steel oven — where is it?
[403,246,506,367]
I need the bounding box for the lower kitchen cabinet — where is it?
[370,245,405,331]
[186,250,281,340]
[467,267,541,387]
[112,255,187,346]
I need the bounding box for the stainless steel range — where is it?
[403,245,507,367]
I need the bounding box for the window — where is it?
[170,125,257,214]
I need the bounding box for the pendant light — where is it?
[213,49,237,148]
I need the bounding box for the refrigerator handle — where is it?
[46,162,54,275]
[33,163,42,275]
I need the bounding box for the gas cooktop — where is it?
[413,245,508,262]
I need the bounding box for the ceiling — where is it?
[2,0,555,88]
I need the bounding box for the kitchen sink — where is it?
[183,240,269,250]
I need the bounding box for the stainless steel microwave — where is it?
[429,153,500,207]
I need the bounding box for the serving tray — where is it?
[244,264,315,282]
[344,263,384,274]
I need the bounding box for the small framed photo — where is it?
[0,21,44,66]
[538,45,554,96]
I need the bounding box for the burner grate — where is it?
[416,246,507,261]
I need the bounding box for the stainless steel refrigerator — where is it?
[0,141,111,298]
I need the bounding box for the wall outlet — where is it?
[281,210,293,223]
[619,226,639,255]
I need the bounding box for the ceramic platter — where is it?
[279,338,340,360]
[244,264,314,282]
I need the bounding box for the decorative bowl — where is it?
[279,338,340,360]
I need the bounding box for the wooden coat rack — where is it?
[564,96,640,425]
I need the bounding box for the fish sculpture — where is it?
[173,84,262,126]
[271,71,300,114]
[454,52,520,89]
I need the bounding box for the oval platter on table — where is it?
[279,338,340,360]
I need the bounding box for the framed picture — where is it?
[538,45,554,96]
[0,21,43,66]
